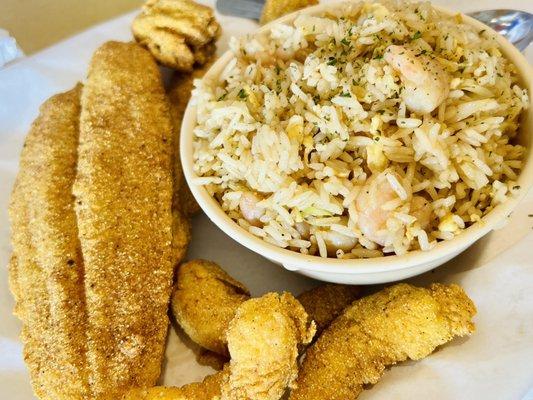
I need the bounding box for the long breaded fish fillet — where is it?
[289,283,476,400]
[8,85,90,399]
[74,41,178,398]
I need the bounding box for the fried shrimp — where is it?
[171,260,357,356]
[171,260,251,356]
[222,292,315,400]
[289,283,476,400]
[384,45,449,114]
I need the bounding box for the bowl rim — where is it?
[180,0,533,274]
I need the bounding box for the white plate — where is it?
[0,1,532,399]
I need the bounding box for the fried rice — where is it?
[191,0,529,258]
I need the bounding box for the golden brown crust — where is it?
[8,85,90,399]
[222,292,315,400]
[196,349,229,371]
[123,367,229,400]
[259,0,318,25]
[289,283,476,400]
[296,284,361,334]
[75,41,177,398]
[168,52,214,217]
[132,0,221,71]
[171,260,250,356]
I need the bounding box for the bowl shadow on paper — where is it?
[186,213,319,296]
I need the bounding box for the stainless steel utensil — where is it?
[468,9,533,52]
[215,1,533,52]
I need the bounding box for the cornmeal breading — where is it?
[8,85,89,399]
[133,0,221,71]
[222,292,315,400]
[171,260,251,356]
[289,283,476,400]
[260,0,318,25]
[74,41,177,398]
[168,61,213,217]
[123,367,229,400]
[296,284,361,334]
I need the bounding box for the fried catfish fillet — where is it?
[171,260,358,356]
[168,61,213,217]
[128,293,314,400]
[222,292,315,400]
[260,0,318,25]
[296,284,361,334]
[74,41,177,398]
[132,0,221,71]
[289,283,476,400]
[171,260,251,356]
[8,85,90,399]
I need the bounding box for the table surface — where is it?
[3,0,533,55]
[0,0,144,54]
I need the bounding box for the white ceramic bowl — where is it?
[181,1,533,284]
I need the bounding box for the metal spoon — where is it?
[468,9,533,51]
[216,0,533,51]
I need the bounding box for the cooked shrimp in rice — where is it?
[192,0,529,258]
[384,45,449,114]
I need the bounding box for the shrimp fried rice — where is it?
[191,0,529,258]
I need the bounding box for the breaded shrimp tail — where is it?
[74,41,176,398]
[289,283,476,400]
[8,85,90,399]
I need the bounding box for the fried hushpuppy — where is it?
[74,41,178,398]
[171,260,251,356]
[222,292,315,400]
[260,0,318,25]
[8,85,89,399]
[289,283,476,400]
